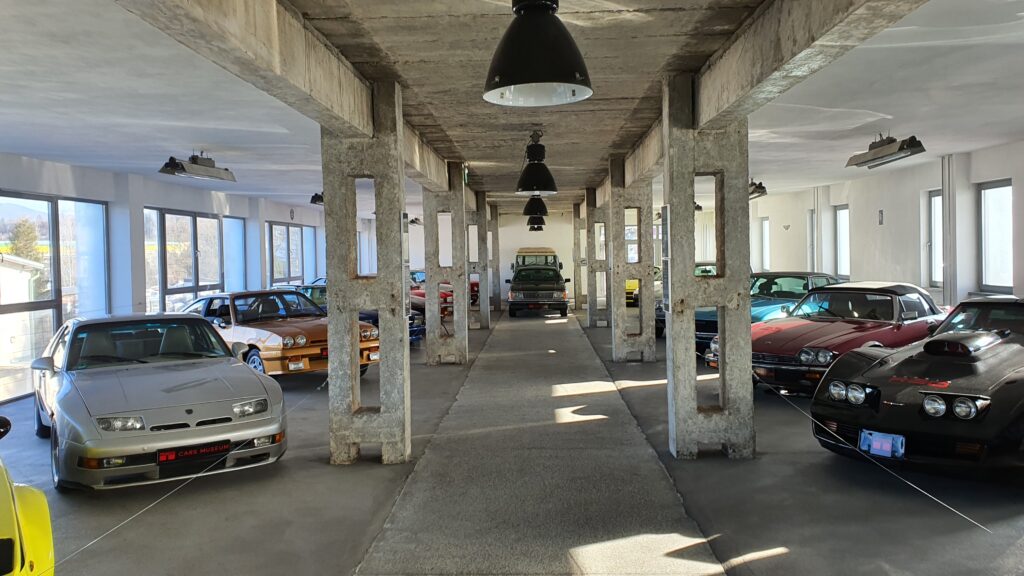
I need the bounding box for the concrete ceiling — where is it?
[0,0,1022,212]
[290,0,767,206]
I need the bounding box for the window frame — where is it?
[978,179,1013,294]
[834,204,850,281]
[148,207,226,312]
[268,221,305,285]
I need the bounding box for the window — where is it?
[58,200,108,319]
[222,217,246,292]
[268,222,305,285]
[302,226,317,284]
[898,294,931,319]
[928,190,943,288]
[750,275,809,299]
[810,276,833,289]
[835,205,850,279]
[760,217,770,272]
[979,181,1013,293]
[147,209,225,312]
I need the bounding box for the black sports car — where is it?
[810,296,1024,467]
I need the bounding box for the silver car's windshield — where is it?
[936,303,1024,335]
[66,320,231,370]
[792,291,895,321]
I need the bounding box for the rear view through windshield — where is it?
[514,268,562,282]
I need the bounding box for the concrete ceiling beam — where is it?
[696,0,930,130]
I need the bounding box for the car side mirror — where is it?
[927,323,939,335]
[31,357,54,372]
[0,417,10,441]
[505,279,511,284]
[218,318,232,329]
[563,278,571,283]
[779,305,791,316]
[231,342,248,359]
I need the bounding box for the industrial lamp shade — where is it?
[527,215,546,227]
[483,0,592,107]
[310,193,324,206]
[516,131,558,195]
[529,225,544,232]
[523,195,548,217]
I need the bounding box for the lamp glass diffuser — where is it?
[523,195,548,217]
[529,225,544,232]
[527,216,546,226]
[483,0,592,107]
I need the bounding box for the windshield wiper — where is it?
[160,352,223,358]
[79,354,147,364]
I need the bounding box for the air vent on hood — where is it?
[924,332,1000,357]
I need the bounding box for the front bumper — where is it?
[751,363,826,392]
[809,409,1021,467]
[58,417,287,489]
[261,344,328,375]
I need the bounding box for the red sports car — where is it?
[706,282,946,394]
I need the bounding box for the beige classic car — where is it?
[185,290,380,376]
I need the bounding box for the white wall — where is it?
[0,152,324,314]
[497,210,575,299]
[752,137,1024,303]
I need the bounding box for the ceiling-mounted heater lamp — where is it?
[529,225,544,232]
[847,134,925,169]
[310,192,324,206]
[748,180,767,201]
[523,195,549,217]
[527,215,546,227]
[694,201,703,212]
[516,131,558,196]
[483,0,592,107]
[159,152,236,182]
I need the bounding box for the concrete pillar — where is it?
[489,204,502,311]
[423,162,470,364]
[585,187,609,327]
[609,159,657,362]
[572,203,584,310]
[469,191,491,330]
[663,73,754,459]
[322,81,412,465]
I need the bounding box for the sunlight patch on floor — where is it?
[569,533,724,575]
[555,405,609,424]
[551,380,616,397]
[721,547,790,571]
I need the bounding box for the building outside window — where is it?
[979,180,1013,293]
[835,205,850,280]
[146,208,225,312]
[269,222,305,285]
[928,190,943,288]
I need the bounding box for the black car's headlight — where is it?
[922,395,947,417]
[921,395,989,419]
[233,399,269,418]
[798,348,834,366]
[96,416,145,432]
[826,381,873,406]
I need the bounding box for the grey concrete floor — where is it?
[583,323,1024,576]
[0,314,497,576]
[357,309,723,575]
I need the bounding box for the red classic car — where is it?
[706,282,946,394]
[410,271,478,305]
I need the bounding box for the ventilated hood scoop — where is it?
[923,332,1000,357]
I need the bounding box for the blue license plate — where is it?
[858,429,905,459]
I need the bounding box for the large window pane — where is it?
[303,226,316,284]
[289,226,302,278]
[929,192,943,287]
[981,184,1013,290]
[272,224,288,281]
[0,309,53,401]
[165,213,195,290]
[197,217,221,286]
[223,217,246,291]
[144,209,161,313]
[836,206,850,278]
[0,196,52,304]
[59,200,108,318]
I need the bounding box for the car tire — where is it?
[655,326,665,339]
[246,349,265,374]
[51,430,71,494]
[34,394,51,439]
[560,308,568,318]
[360,365,368,377]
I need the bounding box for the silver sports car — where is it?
[31,314,286,491]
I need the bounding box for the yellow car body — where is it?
[0,441,54,575]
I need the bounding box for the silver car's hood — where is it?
[71,358,268,416]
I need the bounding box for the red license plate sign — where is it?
[158,441,232,464]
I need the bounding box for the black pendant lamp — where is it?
[527,215,546,227]
[529,225,544,232]
[483,0,592,107]
[523,195,548,217]
[516,131,557,196]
